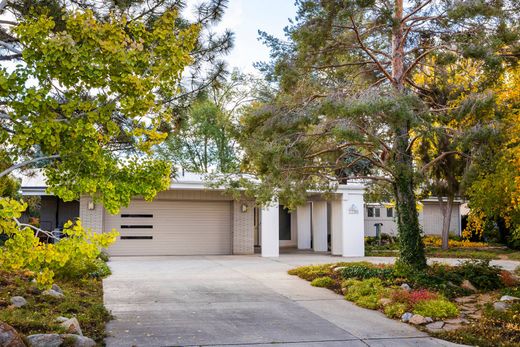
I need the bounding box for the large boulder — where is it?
[10,296,27,308]
[0,322,26,347]
[26,334,63,347]
[60,318,82,336]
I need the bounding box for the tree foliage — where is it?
[237,0,518,268]
[0,0,232,213]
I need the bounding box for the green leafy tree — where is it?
[0,1,233,213]
[157,71,269,174]
[238,0,518,268]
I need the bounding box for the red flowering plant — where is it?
[390,288,439,309]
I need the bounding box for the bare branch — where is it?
[0,155,60,178]
[349,16,393,83]
[421,151,470,173]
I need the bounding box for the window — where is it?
[367,207,381,217]
[387,207,394,218]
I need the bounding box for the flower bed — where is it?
[289,260,520,346]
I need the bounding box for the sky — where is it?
[210,0,297,73]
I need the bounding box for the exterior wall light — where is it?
[87,201,95,210]
[348,204,359,214]
[241,204,248,213]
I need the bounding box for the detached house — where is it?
[20,171,366,258]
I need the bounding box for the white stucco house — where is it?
[20,171,366,258]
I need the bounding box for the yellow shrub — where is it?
[0,198,118,288]
[423,235,487,248]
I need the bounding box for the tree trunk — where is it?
[393,131,427,269]
[438,195,454,250]
[391,0,427,268]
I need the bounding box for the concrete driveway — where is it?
[104,254,464,347]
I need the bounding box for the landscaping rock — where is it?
[426,321,445,332]
[378,298,392,306]
[500,295,520,302]
[401,312,413,322]
[468,312,483,320]
[26,333,63,347]
[333,266,346,272]
[444,318,469,324]
[493,301,511,312]
[61,334,96,347]
[51,284,63,294]
[400,283,411,291]
[54,316,69,323]
[0,322,26,347]
[42,289,64,299]
[409,314,428,325]
[455,295,476,304]
[461,279,477,292]
[10,296,27,308]
[60,317,83,335]
[424,317,433,323]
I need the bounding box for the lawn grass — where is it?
[0,270,111,344]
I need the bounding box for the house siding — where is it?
[422,202,461,236]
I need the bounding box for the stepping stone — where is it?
[444,318,469,324]
[455,296,476,304]
[426,321,445,332]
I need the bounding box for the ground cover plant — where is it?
[289,261,520,346]
[0,269,111,344]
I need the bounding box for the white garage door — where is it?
[104,200,232,256]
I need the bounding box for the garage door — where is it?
[104,200,232,256]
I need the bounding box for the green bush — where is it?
[288,264,331,281]
[454,260,503,291]
[412,299,459,319]
[340,263,394,280]
[311,276,335,288]
[343,278,385,309]
[384,302,407,318]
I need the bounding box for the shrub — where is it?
[384,302,407,318]
[0,198,118,288]
[288,264,331,281]
[343,278,385,309]
[340,263,394,280]
[413,299,459,319]
[454,260,503,291]
[390,288,439,308]
[423,235,488,248]
[311,276,335,288]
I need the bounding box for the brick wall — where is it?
[232,200,255,254]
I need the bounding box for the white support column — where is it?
[312,201,328,252]
[296,203,311,249]
[339,185,365,257]
[330,199,343,255]
[260,203,279,257]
